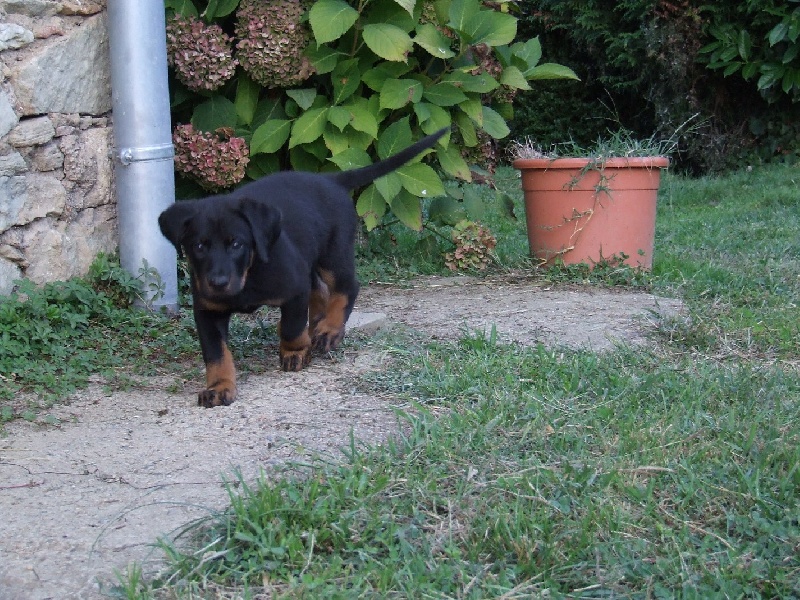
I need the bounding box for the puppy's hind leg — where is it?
[308,272,330,336]
[311,269,359,353]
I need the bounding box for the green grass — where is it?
[105,162,800,598]
[116,336,800,598]
[654,165,800,358]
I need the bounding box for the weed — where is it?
[0,254,196,420]
[510,115,703,161]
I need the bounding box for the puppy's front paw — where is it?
[198,386,236,408]
[280,347,311,371]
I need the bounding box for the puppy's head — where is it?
[158,197,281,299]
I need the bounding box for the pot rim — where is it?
[512,156,670,170]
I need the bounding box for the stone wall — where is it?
[0,0,115,295]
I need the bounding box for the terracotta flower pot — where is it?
[512,156,669,269]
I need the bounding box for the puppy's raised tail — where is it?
[331,128,448,190]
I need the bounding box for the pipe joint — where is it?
[117,143,175,166]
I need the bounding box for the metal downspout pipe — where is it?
[107,0,178,310]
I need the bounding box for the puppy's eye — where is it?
[230,240,243,250]
[194,242,205,252]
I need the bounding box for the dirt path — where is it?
[0,277,682,599]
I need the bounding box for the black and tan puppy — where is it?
[159,128,447,407]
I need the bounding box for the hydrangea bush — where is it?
[164,0,577,268]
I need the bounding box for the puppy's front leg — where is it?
[278,295,312,371]
[194,307,237,407]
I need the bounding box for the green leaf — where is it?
[362,63,414,91]
[429,196,466,226]
[783,44,799,65]
[455,112,477,146]
[462,185,485,220]
[423,82,468,106]
[790,21,800,44]
[377,118,414,160]
[375,172,403,202]
[332,59,361,105]
[309,0,359,45]
[289,145,323,171]
[323,126,350,154]
[328,147,372,171]
[391,0,415,16]
[234,75,260,126]
[252,98,286,130]
[380,79,424,109]
[191,96,237,132]
[419,103,452,134]
[286,89,318,111]
[444,71,499,93]
[413,102,431,123]
[464,10,517,47]
[362,67,391,92]
[769,22,789,47]
[365,0,416,30]
[723,62,741,77]
[328,106,352,131]
[246,153,280,180]
[437,144,472,181]
[356,184,387,230]
[480,105,510,139]
[458,97,483,125]
[305,46,344,75]
[250,120,292,155]
[414,23,456,59]
[289,108,329,148]
[494,100,513,120]
[496,191,517,220]
[389,188,423,230]
[782,70,795,94]
[500,65,531,90]
[165,0,198,17]
[512,37,542,73]
[528,63,580,81]
[342,100,379,138]
[202,0,238,20]
[738,29,751,61]
[396,163,445,198]
[742,61,760,80]
[448,0,480,33]
[363,23,414,62]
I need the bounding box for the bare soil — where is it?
[0,277,682,599]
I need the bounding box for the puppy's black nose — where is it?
[208,275,229,291]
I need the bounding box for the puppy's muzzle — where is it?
[208,275,231,292]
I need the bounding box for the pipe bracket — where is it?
[117,143,175,166]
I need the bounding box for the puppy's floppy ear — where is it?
[158,201,197,258]
[236,197,281,263]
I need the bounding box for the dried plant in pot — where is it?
[510,131,677,270]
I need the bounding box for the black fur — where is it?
[159,128,447,407]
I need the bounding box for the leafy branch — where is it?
[165,0,578,233]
